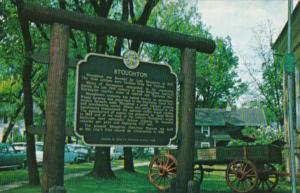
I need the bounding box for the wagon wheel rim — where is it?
[256,163,279,193]
[193,163,204,185]
[226,160,258,193]
[148,153,177,191]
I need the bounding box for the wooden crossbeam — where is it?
[19,2,215,54]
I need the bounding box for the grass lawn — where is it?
[0,159,130,186]
[200,171,300,193]
[3,167,157,193]
[2,164,300,193]
[0,162,92,186]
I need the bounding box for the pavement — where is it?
[0,161,149,193]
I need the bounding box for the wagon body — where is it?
[195,144,282,165]
[148,144,283,193]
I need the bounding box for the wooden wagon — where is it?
[148,108,283,193]
[148,143,283,193]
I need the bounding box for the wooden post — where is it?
[176,48,197,193]
[41,23,69,193]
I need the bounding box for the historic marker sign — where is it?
[75,53,177,146]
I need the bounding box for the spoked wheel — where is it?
[148,153,177,191]
[256,163,279,193]
[226,160,258,193]
[193,163,204,185]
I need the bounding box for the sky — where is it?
[195,0,299,105]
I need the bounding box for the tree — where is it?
[196,37,247,108]
[89,0,159,175]
[143,0,246,109]
[122,0,159,173]
[229,126,284,146]
[88,0,116,179]
[1,1,41,185]
[2,0,246,187]
[245,22,283,127]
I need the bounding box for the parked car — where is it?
[12,142,44,164]
[0,143,26,169]
[67,144,90,162]
[69,144,95,162]
[143,148,154,158]
[131,147,154,158]
[64,145,78,164]
[12,142,26,152]
[35,142,78,164]
[35,142,44,164]
[111,146,124,160]
[132,147,143,158]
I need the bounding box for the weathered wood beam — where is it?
[176,48,196,193]
[20,2,215,54]
[41,23,69,193]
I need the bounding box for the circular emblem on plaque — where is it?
[123,50,139,69]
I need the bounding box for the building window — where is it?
[201,126,210,137]
[201,142,210,148]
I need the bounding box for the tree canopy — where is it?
[0,0,247,187]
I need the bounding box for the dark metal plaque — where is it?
[75,54,177,146]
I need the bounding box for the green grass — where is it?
[0,159,128,186]
[0,163,91,186]
[3,167,157,193]
[200,171,300,193]
[2,164,300,193]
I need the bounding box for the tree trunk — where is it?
[1,105,23,143]
[90,147,115,179]
[176,48,196,193]
[23,57,40,185]
[116,0,135,173]
[41,23,69,193]
[122,0,159,173]
[89,0,115,179]
[90,33,116,178]
[124,147,134,172]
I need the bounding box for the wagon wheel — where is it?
[148,153,177,191]
[226,160,258,193]
[256,163,279,193]
[193,163,204,185]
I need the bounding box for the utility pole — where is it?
[286,0,297,193]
